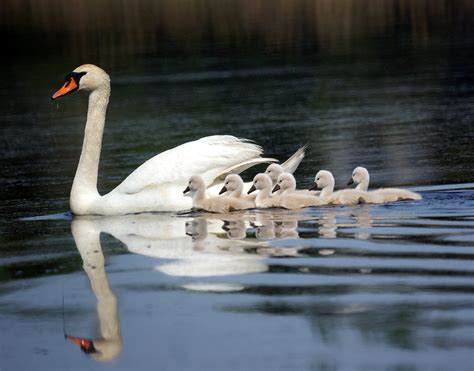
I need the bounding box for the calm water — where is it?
[1,1,474,370]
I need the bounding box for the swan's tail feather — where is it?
[280,144,308,174]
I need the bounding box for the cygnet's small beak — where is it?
[65,335,97,354]
[183,186,190,195]
[272,184,280,193]
[247,184,256,194]
[308,182,318,191]
[347,178,354,186]
[219,186,227,195]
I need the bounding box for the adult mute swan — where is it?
[52,64,276,215]
[184,175,254,213]
[349,167,422,201]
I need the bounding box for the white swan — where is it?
[51,64,275,215]
[247,173,281,208]
[349,166,422,201]
[271,173,322,209]
[184,175,254,213]
[310,170,382,205]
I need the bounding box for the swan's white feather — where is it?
[114,135,263,195]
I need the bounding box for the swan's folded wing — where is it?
[113,135,264,195]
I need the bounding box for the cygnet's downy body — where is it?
[218,174,256,209]
[310,170,382,205]
[349,167,422,201]
[248,173,281,208]
[272,173,322,209]
[184,175,253,213]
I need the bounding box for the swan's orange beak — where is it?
[65,335,97,354]
[52,78,79,100]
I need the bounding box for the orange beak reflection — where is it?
[65,335,97,354]
[51,78,78,100]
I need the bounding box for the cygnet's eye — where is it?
[316,178,320,181]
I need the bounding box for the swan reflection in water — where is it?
[67,218,123,361]
[65,207,373,360]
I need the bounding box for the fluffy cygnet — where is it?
[349,167,422,201]
[184,175,253,213]
[266,164,319,196]
[218,174,256,208]
[272,173,322,209]
[248,173,281,208]
[309,170,382,205]
[264,144,308,185]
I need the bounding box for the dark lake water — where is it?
[1,1,474,370]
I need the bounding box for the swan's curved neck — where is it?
[320,182,334,198]
[256,187,271,201]
[356,175,370,192]
[193,189,206,201]
[70,87,110,213]
[232,183,244,197]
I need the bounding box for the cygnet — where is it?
[272,173,322,209]
[218,174,256,209]
[309,170,382,205]
[349,167,422,201]
[184,175,254,213]
[247,173,282,208]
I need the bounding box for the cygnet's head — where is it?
[52,64,110,100]
[348,166,369,186]
[248,173,272,194]
[183,175,206,196]
[219,174,244,195]
[272,173,297,193]
[309,170,334,190]
[265,163,284,183]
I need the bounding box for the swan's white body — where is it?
[273,173,321,209]
[350,167,422,201]
[53,65,275,215]
[313,170,382,205]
